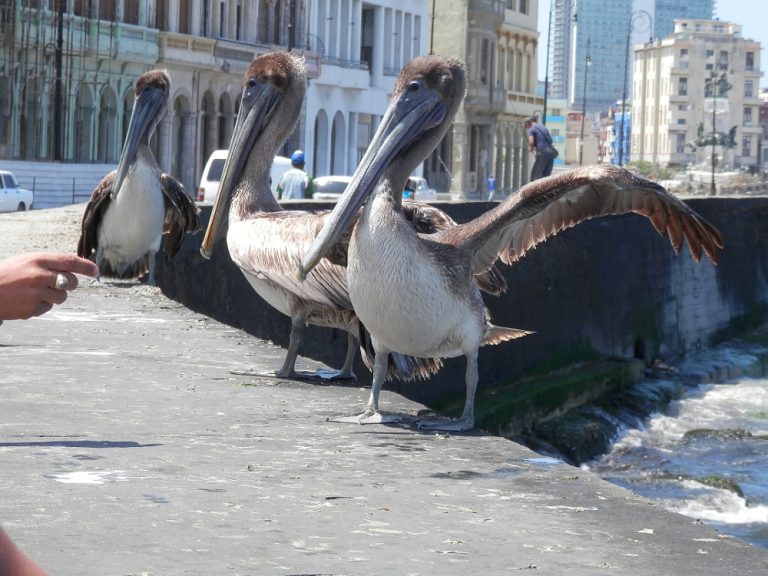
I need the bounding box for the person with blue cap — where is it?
[277,150,314,199]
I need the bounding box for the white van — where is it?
[197,150,292,202]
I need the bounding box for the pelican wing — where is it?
[402,202,508,296]
[228,211,352,310]
[77,171,115,258]
[435,165,723,276]
[160,174,202,258]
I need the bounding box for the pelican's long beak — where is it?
[298,82,448,279]
[200,81,282,259]
[112,85,166,200]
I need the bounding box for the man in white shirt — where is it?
[277,150,314,199]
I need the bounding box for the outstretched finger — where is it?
[38,253,100,278]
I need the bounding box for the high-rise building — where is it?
[547,0,713,118]
[654,0,714,39]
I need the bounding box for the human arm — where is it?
[0,527,47,576]
[0,252,99,320]
[304,175,314,199]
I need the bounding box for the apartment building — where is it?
[430,0,541,196]
[632,19,763,171]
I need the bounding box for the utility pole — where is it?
[53,0,65,160]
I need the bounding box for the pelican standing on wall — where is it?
[199,53,442,381]
[78,70,201,284]
[300,55,724,431]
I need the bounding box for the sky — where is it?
[536,0,768,86]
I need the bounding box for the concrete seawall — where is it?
[157,197,768,423]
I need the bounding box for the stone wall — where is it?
[157,197,768,409]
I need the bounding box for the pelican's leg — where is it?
[147,251,157,286]
[274,316,303,378]
[308,332,358,381]
[337,333,358,380]
[416,349,478,432]
[328,342,401,425]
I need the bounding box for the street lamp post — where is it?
[579,37,591,165]
[543,6,552,126]
[618,10,653,166]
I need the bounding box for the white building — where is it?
[632,19,763,171]
[0,1,429,193]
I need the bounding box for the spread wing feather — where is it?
[433,165,723,275]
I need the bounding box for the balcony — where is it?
[468,0,505,26]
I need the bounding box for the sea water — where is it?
[586,371,768,548]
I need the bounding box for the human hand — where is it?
[0,252,100,320]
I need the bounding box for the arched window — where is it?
[98,85,118,162]
[74,83,94,162]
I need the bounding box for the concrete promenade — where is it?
[1,206,767,575]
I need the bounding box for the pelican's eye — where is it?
[407,80,421,93]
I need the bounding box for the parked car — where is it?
[403,176,437,201]
[197,150,292,202]
[311,175,353,200]
[312,175,436,202]
[0,170,34,212]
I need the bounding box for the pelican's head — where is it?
[299,55,466,279]
[200,52,306,259]
[112,69,170,199]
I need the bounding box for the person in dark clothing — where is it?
[525,117,557,181]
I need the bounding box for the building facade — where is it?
[631,19,763,171]
[430,0,541,197]
[0,0,429,194]
[652,0,713,40]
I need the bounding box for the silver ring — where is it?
[55,273,69,291]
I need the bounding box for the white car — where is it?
[311,175,353,200]
[0,170,34,212]
[312,175,436,202]
[197,150,292,202]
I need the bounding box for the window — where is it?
[746,51,755,71]
[676,133,686,154]
[506,0,514,9]
[744,107,753,127]
[705,49,714,58]
[718,51,728,70]
[705,63,713,71]
[678,77,687,96]
[677,118,687,125]
[519,0,527,14]
[745,80,754,98]
[680,48,688,58]
[680,61,689,69]
[742,136,752,157]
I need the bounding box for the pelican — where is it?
[78,70,201,284]
[299,55,724,431]
[199,52,505,381]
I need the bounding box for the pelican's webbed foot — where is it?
[414,415,475,432]
[327,408,402,425]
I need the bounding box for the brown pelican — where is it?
[199,52,504,381]
[78,70,201,284]
[299,55,724,431]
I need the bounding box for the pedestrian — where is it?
[277,150,314,200]
[0,251,99,576]
[486,174,497,200]
[525,116,557,182]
